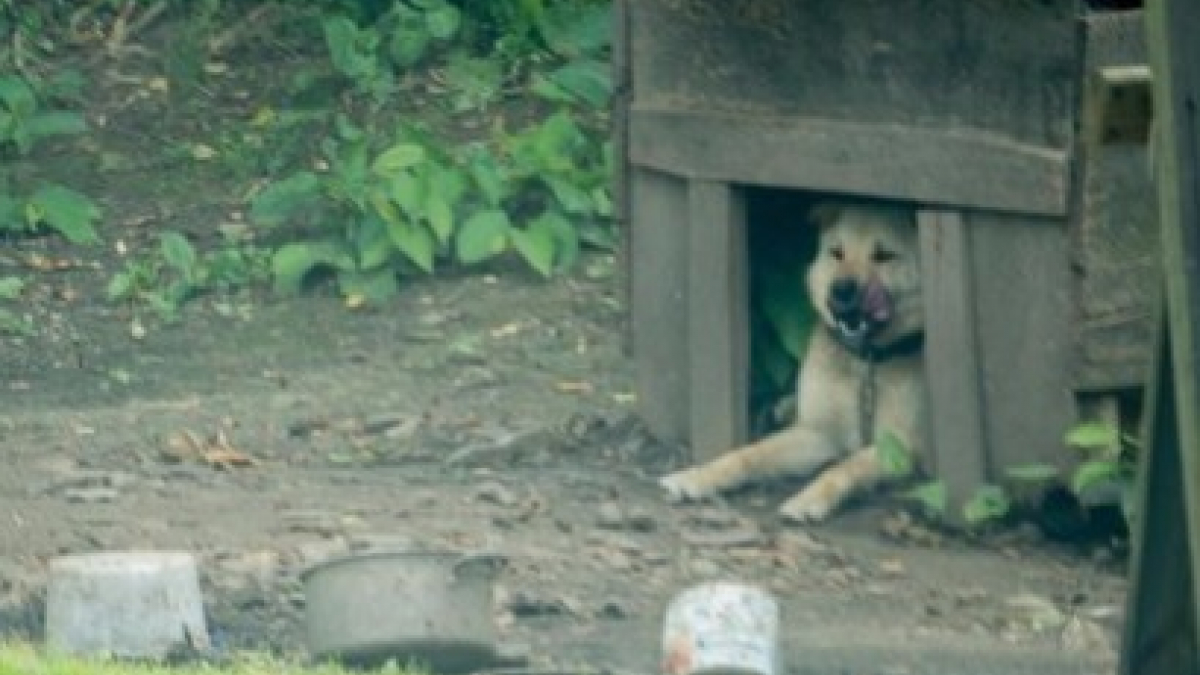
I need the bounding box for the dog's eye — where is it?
[828,246,844,261]
[872,249,898,263]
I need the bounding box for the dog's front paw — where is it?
[778,489,836,524]
[659,468,718,502]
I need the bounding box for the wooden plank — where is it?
[629,167,690,443]
[1121,312,1198,675]
[1145,0,1200,525]
[917,209,988,520]
[1121,0,1200,669]
[968,212,1076,474]
[612,0,633,355]
[687,180,750,462]
[629,107,1069,217]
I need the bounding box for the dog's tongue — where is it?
[862,279,893,324]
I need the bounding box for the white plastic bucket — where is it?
[662,581,780,675]
[45,550,209,659]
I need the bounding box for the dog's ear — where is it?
[809,203,842,229]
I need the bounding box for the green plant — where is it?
[251,108,611,301]
[1065,420,1140,522]
[0,74,100,244]
[0,275,33,336]
[322,0,462,101]
[107,230,271,321]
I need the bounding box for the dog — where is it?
[660,200,927,523]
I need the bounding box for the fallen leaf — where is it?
[555,381,594,394]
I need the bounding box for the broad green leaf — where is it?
[271,241,353,295]
[372,143,426,176]
[962,484,1011,525]
[1065,421,1119,452]
[538,1,612,57]
[159,231,198,278]
[354,214,394,270]
[425,194,454,245]
[510,222,556,278]
[426,162,468,205]
[384,215,436,273]
[27,184,101,244]
[424,3,462,40]
[250,171,322,227]
[337,267,400,304]
[465,146,507,207]
[24,111,87,143]
[537,208,580,270]
[0,76,35,116]
[0,276,25,300]
[322,15,376,83]
[904,480,948,517]
[875,430,914,478]
[387,8,432,67]
[532,59,613,108]
[1071,459,1121,495]
[388,172,424,215]
[1004,464,1061,482]
[545,176,594,214]
[456,209,510,264]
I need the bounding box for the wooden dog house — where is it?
[614,0,1157,510]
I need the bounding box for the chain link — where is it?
[858,357,877,446]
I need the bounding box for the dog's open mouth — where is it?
[830,278,893,350]
[835,317,872,346]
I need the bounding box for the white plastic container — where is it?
[662,581,780,675]
[45,550,209,659]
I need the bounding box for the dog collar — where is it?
[831,328,924,363]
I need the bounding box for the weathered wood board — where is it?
[629,167,690,443]
[1120,0,1200,670]
[1073,11,1161,392]
[627,0,1077,148]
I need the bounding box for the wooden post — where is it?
[1121,0,1200,672]
[687,180,750,462]
[917,209,989,522]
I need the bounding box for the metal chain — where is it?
[858,357,877,446]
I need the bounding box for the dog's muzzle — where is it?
[827,277,894,349]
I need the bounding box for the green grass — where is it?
[0,642,425,675]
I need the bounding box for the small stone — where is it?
[475,480,520,508]
[689,558,721,577]
[597,502,625,528]
[878,559,906,577]
[597,597,633,619]
[63,487,120,504]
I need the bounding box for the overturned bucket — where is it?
[662,581,779,675]
[44,550,209,660]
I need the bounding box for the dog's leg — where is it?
[659,426,840,501]
[778,446,886,523]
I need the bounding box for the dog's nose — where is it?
[828,278,860,317]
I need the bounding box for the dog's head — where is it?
[806,201,923,352]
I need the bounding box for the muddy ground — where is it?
[1,258,1129,675]
[2,7,1127,675]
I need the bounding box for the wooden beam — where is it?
[629,168,691,443]
[1121,313,1198,675]
[1146,0,1200,614]
[687,180,750,462]
[917,209,989,522]
[628,106,1069,217]
[1122,0,1200,670]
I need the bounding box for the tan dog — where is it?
[660,200,927,522]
